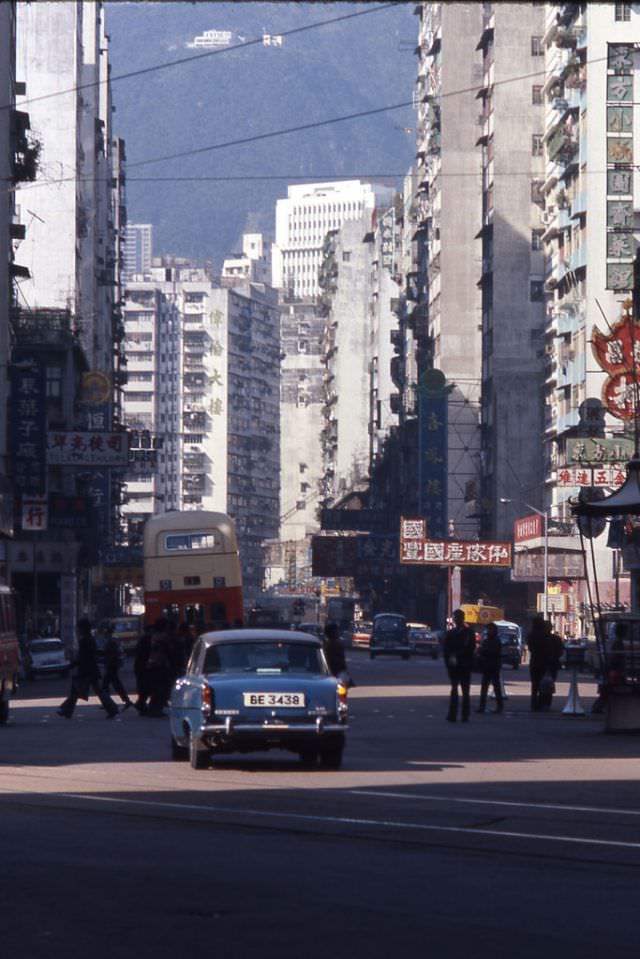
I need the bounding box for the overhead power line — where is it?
[0,3,398,113]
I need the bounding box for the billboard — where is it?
[47,431,130,466]
[400,518,511,567]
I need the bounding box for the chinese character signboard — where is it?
[21,494,48,531]
[418,372,448,539]
[47,431,130,465]
[400,518,511,567]
[566,437,635,465]
[512,552,585,581]
[606,44,634,292]
[47,494,90,529]
[557,466,626,488]
[10,358,47,494]
[311,534,399,577]
[591,302,640,421]
[378,208,395,273]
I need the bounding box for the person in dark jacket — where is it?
[444,608,476,722]
[58,618,118,718]
[101,625,134,709]
[323,621,347,677]
[475,622,504,713]
[528,616,564,710]
[133,627,153,714]
[144,619,172,717]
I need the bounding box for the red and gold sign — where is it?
[400,519,511,567]
[591,302,640,420]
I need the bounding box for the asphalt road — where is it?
[1,651,639,959]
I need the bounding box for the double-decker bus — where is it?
[143,511,243,630]
[0,585,20,724]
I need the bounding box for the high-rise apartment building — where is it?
[539,1,638,609]
[122,245,280,601]
[476,2,547,540]
[413,2,484,538]
[123,224,153,281]
[15,1,121,377]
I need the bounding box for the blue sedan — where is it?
[169,629,349,769]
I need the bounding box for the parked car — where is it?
[25,638,70,680]
[408,623,441,659]
[351,621,373,648]
[169,628,349,769]
[369,613,410,660]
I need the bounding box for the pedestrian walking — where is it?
[475,621,504,714]
[144,618,172,717]
[101,624,134,709]
[133,626,153,714]
[58,618,118,719]
[444,608,476,722]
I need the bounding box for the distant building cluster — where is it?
[1,2,638,633]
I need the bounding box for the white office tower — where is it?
[123,224,154,281]
[272,180,394,298]
[15,1,120,376]
[221,233,271,285]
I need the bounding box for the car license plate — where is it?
[243,692,305,708]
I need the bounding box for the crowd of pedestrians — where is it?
[443,609,565,722]
[58,616,197,720]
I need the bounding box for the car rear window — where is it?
[203,642,328,675]
[375,616,406,632]
[30,640,64,654]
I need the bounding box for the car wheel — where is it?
[171,734,189,761]
[189,732,209,770]
[402,653,410,661]
[319,740,344,770]
[369,651,376,660]
[431,651,438,660]
[0,700,9,725]
[299,747,318,767]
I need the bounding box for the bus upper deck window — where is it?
[166,534,190,551]
[190,533,217,550]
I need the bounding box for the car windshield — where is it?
[203,642,328,675]
[496,627,519,643]
[30,640,63,654]
[112,621,137,633]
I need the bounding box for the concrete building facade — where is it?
[475,2,547,540]
[413,2,484,539]
[123,224,153,282]
[15,1,120,377]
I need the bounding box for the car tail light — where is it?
[202,684,214,719]
[336,681,348,720]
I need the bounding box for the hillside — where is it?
[105,1,417,266]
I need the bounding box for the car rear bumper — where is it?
[203,719,347,735]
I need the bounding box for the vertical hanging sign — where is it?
[606,43,634,292]
[418,369,448,540]
[10,356,47,494]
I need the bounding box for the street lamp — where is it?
[501,498,549,620]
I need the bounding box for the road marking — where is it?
[350,789,640,819]
[56,793,640,851]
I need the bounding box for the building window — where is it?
[531,36,544,56]
[532,85,543,105]
[532,134,544,157]
[531,229,544,251]
[615,4,631,21]
[46,366,62,398]
[342,251,351,262]
[531,179,544,205]
[530,280,544,302]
